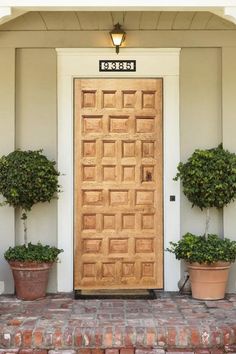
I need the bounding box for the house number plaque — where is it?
[99,60,136,72]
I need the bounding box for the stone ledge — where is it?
[1,325,235,349]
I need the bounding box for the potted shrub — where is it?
[167,144,236,300]
[0,149,63,300]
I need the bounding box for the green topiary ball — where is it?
[175,144,236,209]
[0,150,60,212]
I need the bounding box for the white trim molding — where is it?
[0,8,27,25]
[57,48,181,292]
[0,6,11,19]
[2,1,236,8]
[223,6,236,24]
[211,6,236,24]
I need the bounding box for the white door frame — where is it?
[56,48,181,292]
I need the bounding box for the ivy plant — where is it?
[167,233,236,264]
[4,243,62,263]
[0,150,59,211]
[174,144,236,238]
[0,150,61,256]
[174,144,236,210]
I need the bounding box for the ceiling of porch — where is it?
[0,11,236,31]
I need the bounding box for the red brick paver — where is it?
[0,292,236,351]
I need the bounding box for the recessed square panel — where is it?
[110,239,128,253]
[83,165,96,181]
[82,90,96,108]
[83,263,96,277]
[110,116,129,133]
[122,141,135,157]
[102,263,115,278]
[83,190,103,206]
[83,116,102,133]
[122,214,135,229]
[142,91,156,109]
[103,166,116,181]
[136,117,155,133]
[103,214,116,230]
[136,239,154,253]
[103,141,116,157]
[141,262,154,277]
[142,165,154,182]
[83,141,96,157]
[142,214,154,230]
[103,90,116,108]
[122,263,135,277]
[122,166,135,182]
[136,190,154,205]
[122,90,136,108]
[83,214,96,230]
[142,141,155,158]
[83,239,101,253]
[110,190,129,206]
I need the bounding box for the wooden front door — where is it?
[74,78,163,290]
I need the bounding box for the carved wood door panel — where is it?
[74,78,163,290]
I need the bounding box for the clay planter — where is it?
[8,261,53,301]
[187,261,231,300]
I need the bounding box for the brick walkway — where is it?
[0,292,236,353]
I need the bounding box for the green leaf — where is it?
[4,243,63,262]
[174,144,236,209]
[0,150,60,211]
[166,233,236,264]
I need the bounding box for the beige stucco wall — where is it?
[180,48,223,237]
[179,47,224,285]
[222,47,236,292]
[1,28,236,292]
[15,49,58,292]
[0,48,15,293]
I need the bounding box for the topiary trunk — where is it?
[21,210,28,248]
[204,207,210,240]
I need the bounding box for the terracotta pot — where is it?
[8,261,53,301]
[187,262,231,300]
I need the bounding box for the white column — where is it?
[164,76,180,291]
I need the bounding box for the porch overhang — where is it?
[1,1,236,26]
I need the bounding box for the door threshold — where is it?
[74,289,157,300]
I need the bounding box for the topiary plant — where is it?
[174,144,236,238]
[0,149,61,249]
